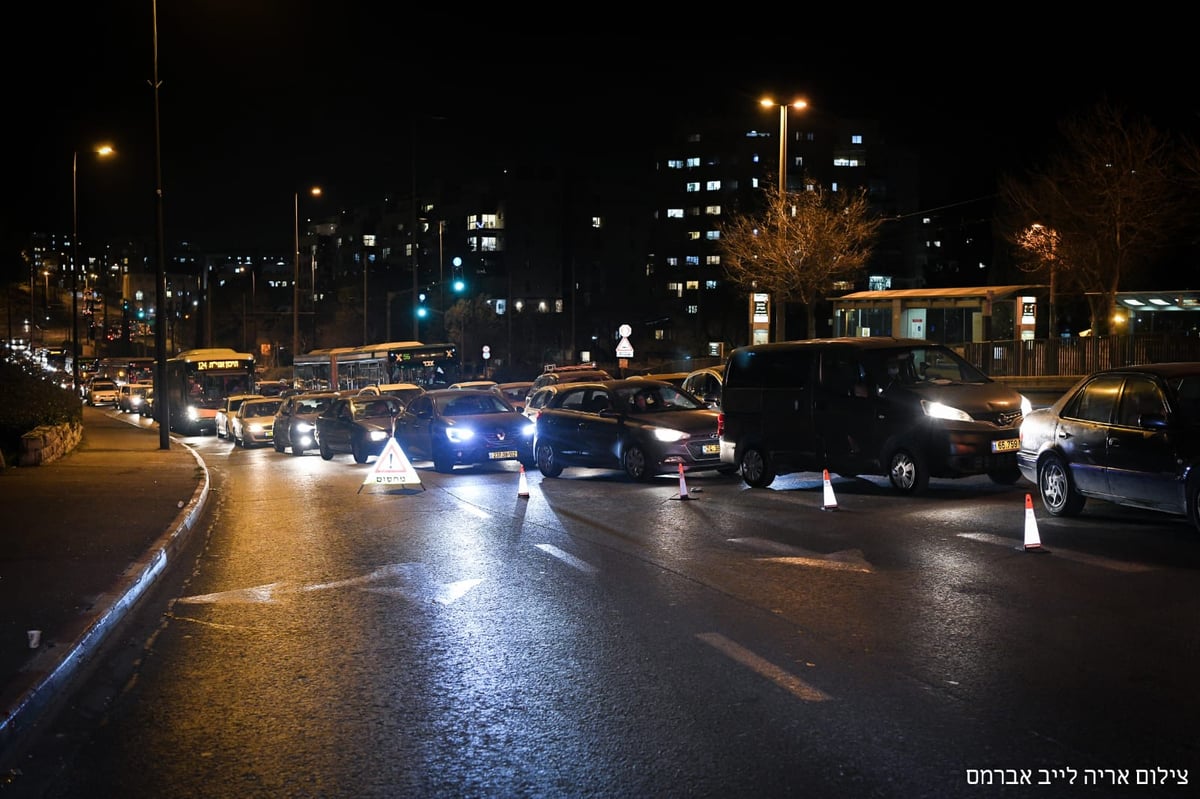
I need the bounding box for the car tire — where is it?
[432,445,456,473]
[352,440,369,464]
[274,437,285,453]
[621,443,650,482]
[1038,453,1086,516]
[887,446,929,495]
[988,466,1022,485]
[739,446,775,488]
[319,439,334,460]
[536,441,563,478]
[291,441,305,456]
[1187,476,1200,534]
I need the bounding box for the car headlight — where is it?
[921,400,972,422]
[368,429,388,442]
[187,406,200,421]
[295,421,314,433]
[521,421,535,437]
[652,427,688,443]
[248,423,265,433]
[445,426,475,444]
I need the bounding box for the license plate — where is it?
[701,443,720,454]
[992,438,1019,453]
[490,450,518,460]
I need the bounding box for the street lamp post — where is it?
[71,145,115,392]
[760,97,808,193]
[293,186,321,369]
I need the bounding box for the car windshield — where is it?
[246,401,281,417]
[354,399,399,418]
[877,346,989,386]
[296,397,333,414]
[439,394,511,416]
[614,384,705,413]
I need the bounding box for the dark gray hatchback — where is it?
[719,338,1032,494]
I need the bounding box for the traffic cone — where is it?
[1021,493,1050,553]
[821,469,838,510]
[517,465,530,498]
[677,462,691,500]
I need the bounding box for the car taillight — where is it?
[717,413,724,437]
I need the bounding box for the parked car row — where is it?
[162,348,1200,534]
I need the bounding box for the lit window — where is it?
[687,305,699,314]
[667,159,683,169]
[686,182,700,192]
[852,134,863,144]
[667,208,684,218]
[705,256,720,266]
[686,255,699,266]
[686,157,700,168]
[706,230,720,240]
[705,205,721,215]
[480,236,499,252]
[666,256,678,266]
[704,280,718,289]
[592,217,602,229]
[687,231,701,241]
[706,180,721,191]
[667,281,681,292]
[554,299,563,313]
[833,158,861,167]
[685,280,699,290]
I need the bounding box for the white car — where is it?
[86,379,119,406]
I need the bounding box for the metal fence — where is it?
[962,334,1200,378]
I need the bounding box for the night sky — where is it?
[6,4,1198,270]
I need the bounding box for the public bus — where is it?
[95,356,156,385]
[293,341,460,392]
[163,347,257,435]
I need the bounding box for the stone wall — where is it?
[18,421,84,467]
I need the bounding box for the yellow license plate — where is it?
[490,450,518,459]
[992,438,1019,453]
[702,443,720,454]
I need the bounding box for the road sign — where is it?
[615,323,634,358]
[359,437,423,492]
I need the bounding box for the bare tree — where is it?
[999,99,1199,335]
[719,181,882,340]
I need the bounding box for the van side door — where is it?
[758,349,819,468]
[813,351,876,470]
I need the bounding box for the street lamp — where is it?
[72,144,114,390]
[293,186,321,367]
[759,97,808,193]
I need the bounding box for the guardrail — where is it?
[963,334,1200,378]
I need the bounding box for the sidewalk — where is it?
[0,406,209,760]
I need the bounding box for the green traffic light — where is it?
[452,278,465,293]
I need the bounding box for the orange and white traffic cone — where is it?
[1021,493,1049,553]
[821,469,838,511]
[677,462,691,500]
[517,465,530,498]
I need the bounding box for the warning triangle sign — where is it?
[360,437,423,492]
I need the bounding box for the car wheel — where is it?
[1187,476,1200,534]
[433,448,456,473]
[621,444,650,482]
[352,440,369,464]
[739,446,775,488]
[1038,453,1085,516]
[273,437,285,453]
[319,438,334,460]
[887,447,929,495]
[988,466,1022,485]
[291,441,305,456]
[216,426,225,439]
[536,441,563,478]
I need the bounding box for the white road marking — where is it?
[729,538,874,573]
[696,632,832,702]
[957,533,1153,572]
[534,543,599,574]
[177,563,482,605]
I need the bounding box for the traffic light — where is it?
[451,256,465,293]
[416,292,428,319]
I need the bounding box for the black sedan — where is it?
[533,379,725,481]
[315,395,403,464]
[1017,362,1200,531]
[274,391,340,455]
[394,389,535,473]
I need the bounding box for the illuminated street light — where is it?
[293,186,321,367]
[759,97,808,193]
[72,144,115,391]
